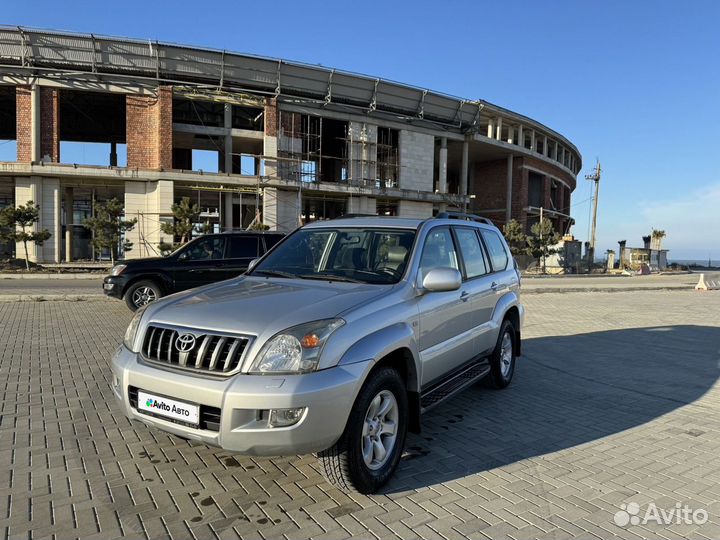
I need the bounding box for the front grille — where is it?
[141,324,250,375]
[128,386,221,432]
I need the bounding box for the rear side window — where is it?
[480,230,509,271]
[227,236,259,258]
[454,228,488,279]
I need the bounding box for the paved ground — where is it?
[1,290,720,539]
[1,272,717,300]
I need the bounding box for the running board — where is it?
[420,362,490,413]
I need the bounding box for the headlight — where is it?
[110,264,127,276]
[249,318,345,374]
[123,305,148,351]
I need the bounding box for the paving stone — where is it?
[1,291,719,538]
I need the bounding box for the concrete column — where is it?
[65,187,74,262]
[30,85,41,162]
[438,137,448,213]
[223,103,233,174]
[460,139,469,198]
[110,142,118,167]
[262,188,298,231]
[34,178,60,263]
[223,191,234,231]
[124,180,174,258]
[347,196,376,215]
[495,117,503,141]
[486,119,494,138]
[14,177,40,262]
[530,130,536,152]
[505,154,513,224]
[517,125,523,148]
[506,126,514,145]
[398,200,433,218]
[543,136,548,157]
[551,140,558,161]
[560,146,566,166]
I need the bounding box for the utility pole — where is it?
[585,160,601,267]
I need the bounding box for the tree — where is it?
[526,217,560,273]
[159,197,211,252]
[502,219,527,257]
[0,200,52,270]
[651,229,666,250]
[83,198,137,265]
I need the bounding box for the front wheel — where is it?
[124,280,162,311]
[317,367,408,494]
[487,319,517,389]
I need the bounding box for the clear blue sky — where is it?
[4,0,719,260]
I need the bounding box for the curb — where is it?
[522,286,694,295]
[0,273,103,280]
[0,294,111,302]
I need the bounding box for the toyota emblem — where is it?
[175,333,196,352]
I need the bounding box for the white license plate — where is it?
[137,390,200,426]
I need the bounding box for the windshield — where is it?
[250,227,416,284]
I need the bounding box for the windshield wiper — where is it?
[299,274,365,283]
[253,269,298,279]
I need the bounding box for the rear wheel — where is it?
[124,280,162,311]
[487,319,516,389]
[317,367,407,494]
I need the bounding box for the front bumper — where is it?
[110,345,371,455]
[103,275,129,299]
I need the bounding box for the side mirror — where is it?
[247,258,260,272]
[178,251,189,261]
[421,267,462,292]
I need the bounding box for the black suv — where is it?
[103,232,285,310]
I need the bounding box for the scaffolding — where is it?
[277,111,399,188]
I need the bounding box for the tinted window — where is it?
[183,237,225,261]
[227,236,259,258]
[419,227,459,279]
[263,234,284,252]
[481,230,509,271]
[455,228,488,278]
[251,228,415,284]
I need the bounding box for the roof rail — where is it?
[435,211,494,226]
[339,213,378,218]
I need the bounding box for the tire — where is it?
[124,280,163,311]
[487,319,516,389]
[317,367,408,494]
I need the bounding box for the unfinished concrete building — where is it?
[0,27,582,262]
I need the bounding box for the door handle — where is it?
[460,290,470,302]
[491,282,500,291]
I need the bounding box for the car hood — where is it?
[146,276,388,337]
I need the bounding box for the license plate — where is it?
[137,390,200,426]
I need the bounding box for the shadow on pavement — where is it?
[384,324,720,493]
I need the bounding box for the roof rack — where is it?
[339,213,380,218]
[435,212,494,226]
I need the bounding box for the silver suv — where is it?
[112,213,523,493]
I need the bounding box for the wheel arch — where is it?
[503,305,522,357]
[122,273,172,298]
[337,323,422,433]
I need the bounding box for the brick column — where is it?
[16,86,32,162]
[543,176,552,212]
[16,86,60,163]
[126,86,173,170]
[40,88,60,162]
[515,164,529,231]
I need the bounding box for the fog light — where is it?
[268,407,305,428]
